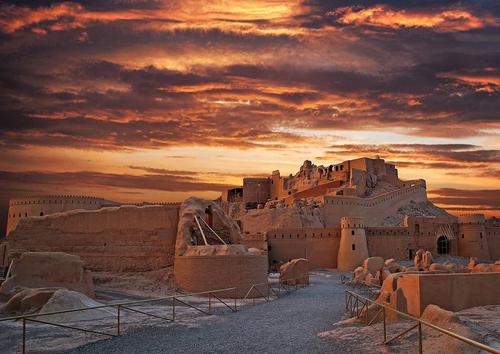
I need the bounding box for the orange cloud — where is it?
[332,5,499,32]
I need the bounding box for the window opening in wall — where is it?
[25,213,27,217]
[351,230,355,235]
[40,212,44,216]
[352,244,355,251]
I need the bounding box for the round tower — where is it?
[337,216,369,271]
[457,214,489,259]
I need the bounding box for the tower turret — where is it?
[457,214,490,259]
[337,216,369,271]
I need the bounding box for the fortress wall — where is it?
[267,228,340,269]
[241,233,267,251]
[366,227,411,259]
[486,227,500,259]
[284,180,342,204]
[6,196,120,236]
[322,184,427,227]
[174,254,268,298]
[6,205,180,272]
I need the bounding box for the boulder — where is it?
[467,257,478,270]
[353,266,369,283]
[0,288,57,316]
[422,251,434,270]
[492,261,500,272]
[429,263,448,272]
[414,249,424,269]
[472,263,492,273]
[362,257,384,275]
[0,252,94,298]
[421,304,460,325]
[279,258,309,285]
[376,269,391,283]
[364,273,376,286]
[385,259,402,273]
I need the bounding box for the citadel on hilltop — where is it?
[221,157,500,270]
[222,157,421,207]
[3,157,500,274]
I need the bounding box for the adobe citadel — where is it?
[2,157,499,295]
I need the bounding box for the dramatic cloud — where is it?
[0,0,498,225]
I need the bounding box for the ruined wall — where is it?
[395,273,500,317]
[7,205,180,272]
[6,195,120,236]
[243,178,270,205]
[174,254,268,298]
[486,226,500,259]
[267,228,339,269]
[322,184,427,227]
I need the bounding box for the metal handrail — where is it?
[345,289,500,354]
[0,287,237,322]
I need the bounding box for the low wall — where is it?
[396,272,500,317]
[174,254,268,298]
[268,228,339,269]
[7,205,180,272]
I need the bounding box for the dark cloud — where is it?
[429,188,500,209]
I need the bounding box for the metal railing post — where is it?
[418,322,423,354]
[22,317,26,354]
[172,297,176,322]
[117,305,121,336]
[383,307,387,343]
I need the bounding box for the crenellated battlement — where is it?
[340,216,365,229]
[8,195,115,207]
[457,214,485,225]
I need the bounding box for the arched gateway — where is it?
[437,235,450,255]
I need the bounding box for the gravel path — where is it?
[69,271,354,354]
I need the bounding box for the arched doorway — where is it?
[437,235,449,255]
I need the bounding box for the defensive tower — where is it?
[337,216,369,271]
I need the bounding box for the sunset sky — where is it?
[0,0,499,232]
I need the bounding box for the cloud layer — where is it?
[0,0,498,230]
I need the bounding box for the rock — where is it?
[279,258,309,285]
[468,257,478,270]
[385,259,402,273]
[247,247,262,255]
[376,269,391,283]
[0,288,113,321]
[492,262,500,272]
[429,263,448,272]
[364,273,376,286]
[0,288,57,316]
[362,257,384,275]
[0,252,94,298]
[353,266,369,283]
[472,263,492,273]
[414,249,424,269]
[421,304,460,325]
[422,251,433,270]
[183,244,248,256]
